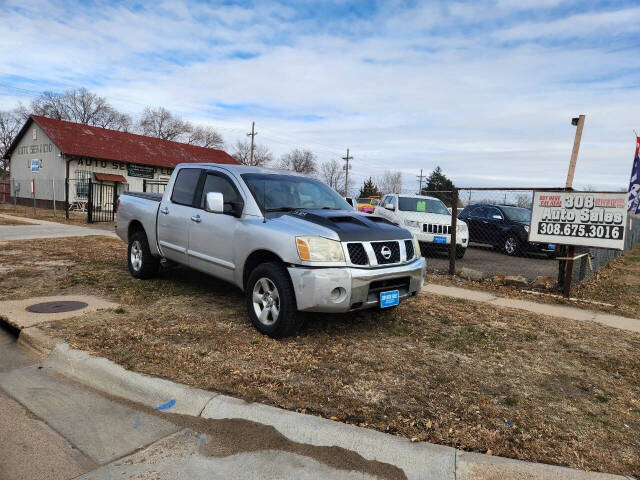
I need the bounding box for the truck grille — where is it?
[423,224,451,235]
[404,239,414,259]
[371,241,400,264]
[347,243,368,265]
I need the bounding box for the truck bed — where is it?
[123,192,163,202]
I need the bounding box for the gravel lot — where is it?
[425,244,557,280]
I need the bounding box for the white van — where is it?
[374,194,469,258]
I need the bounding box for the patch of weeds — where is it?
[251,339,259,345]
[114,307,126,314]
[595,394,609,403]
[383,322,411,336]
[438,316,452,325]
[503,395,518,407]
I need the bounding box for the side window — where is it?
[473,206,488,218]
[488,207,503,219]
[389,195,397,209]
[200,173,242,212]
[171,168,201,206]
[381,195,389,205]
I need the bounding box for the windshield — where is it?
[501,206,531,223]
[242,173,351,212]
[358,198,379,205]
[399,197,449,215]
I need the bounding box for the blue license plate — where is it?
[433,236,446,244]
[380,290,399,308]
[548,244,556,250]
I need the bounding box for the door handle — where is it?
[160,207,169,215]
[190,215,202,223]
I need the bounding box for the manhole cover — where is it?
[26,301,89,314]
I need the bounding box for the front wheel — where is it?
[128,231,160,279]
[455,246,466,259]
[246,262,301,338]
[502,235,519,256]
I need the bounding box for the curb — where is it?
[4,321,633,480]
[15,326,60,356]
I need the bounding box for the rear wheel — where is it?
[502,235,519,256]
[246,262,300,338]
[128,231,160,279]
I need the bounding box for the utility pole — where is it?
[416,169,424,194]
[561,114,585,297]
[247,121,257,165]
[342,148,353,195]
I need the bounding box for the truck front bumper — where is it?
[287,257,426,313]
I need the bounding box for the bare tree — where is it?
[377,170,403,195]
[278,149,317,174]
[137,107,190,141]
[186,125,224,149]
[22,88,131,131]
[515,194,533,209]
[319,159,345,191]
[232,139,272,166]
[0,110,22,173]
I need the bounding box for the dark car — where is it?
[458,204,557,257]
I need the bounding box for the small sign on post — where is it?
[31,159,40,173]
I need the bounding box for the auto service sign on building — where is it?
[529,191,628,250]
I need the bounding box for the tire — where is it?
[128,230,160,279]
[502,235,519,256]
[455,246,466,259]
[246,262,301,338]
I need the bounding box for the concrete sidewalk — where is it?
[0,213,116,241]
[423,283,640,333]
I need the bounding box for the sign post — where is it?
[30,179,36,216]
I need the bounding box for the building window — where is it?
[32,128,37,141]
[75,170,91,199]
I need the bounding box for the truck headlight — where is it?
[296,236,345,262]
[404,220,420,229]
[413,235,421,257]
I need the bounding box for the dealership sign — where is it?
[529,191,628,250]
[127,163,155,179]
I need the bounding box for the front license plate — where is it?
[433,236,447,244]
[380,290,400,308]
[548,244,556,250]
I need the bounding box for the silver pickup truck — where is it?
[116,163,426,338]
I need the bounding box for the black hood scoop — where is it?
[286,209,411,242]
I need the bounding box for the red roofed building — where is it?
[4,115,238,208]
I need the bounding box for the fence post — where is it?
[65,179,70,219]
[449,188,458,275]
[87,179,93,224]
[52,178,56,217]
[112,183,117,222]
[31,179,36,216]
[13,179,17,212]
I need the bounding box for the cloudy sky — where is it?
[1,0,639,191]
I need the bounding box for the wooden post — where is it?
[562,114,585,297]
[87,179,93,224]
[449,188,458,275]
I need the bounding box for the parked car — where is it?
[344,196,357,210]
[457,203,556,257]
[374,193,468,258]
[357,196,380,214]
[116,164,426,338]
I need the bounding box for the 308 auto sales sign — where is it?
[529,191,628,250]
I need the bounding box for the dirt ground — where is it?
[0,203,88,226]
[1,236,639,477]
[0,216,33,226]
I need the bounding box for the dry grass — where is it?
[427,244,640,319]
[0,203,88,226]
[1,236,639,477]
[0,216,33,226]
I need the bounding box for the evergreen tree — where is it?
[358,177,380,198]
[421,166,455,205]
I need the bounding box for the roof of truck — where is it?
[179,163,307,176]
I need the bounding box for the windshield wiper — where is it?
[265,207,298,212]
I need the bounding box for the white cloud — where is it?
[1,0,639,192]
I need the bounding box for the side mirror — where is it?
[492,214,503,221]
[205,191,224,213]
[385,203,394,210]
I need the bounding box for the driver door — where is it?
[187,170,245,283]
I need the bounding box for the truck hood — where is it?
[269,209,413,242]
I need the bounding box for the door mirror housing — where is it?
[492,214,503,221]
[205,192,224,213]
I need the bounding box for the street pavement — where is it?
[0,214,116,241]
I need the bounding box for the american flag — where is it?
[628,137,640,214]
